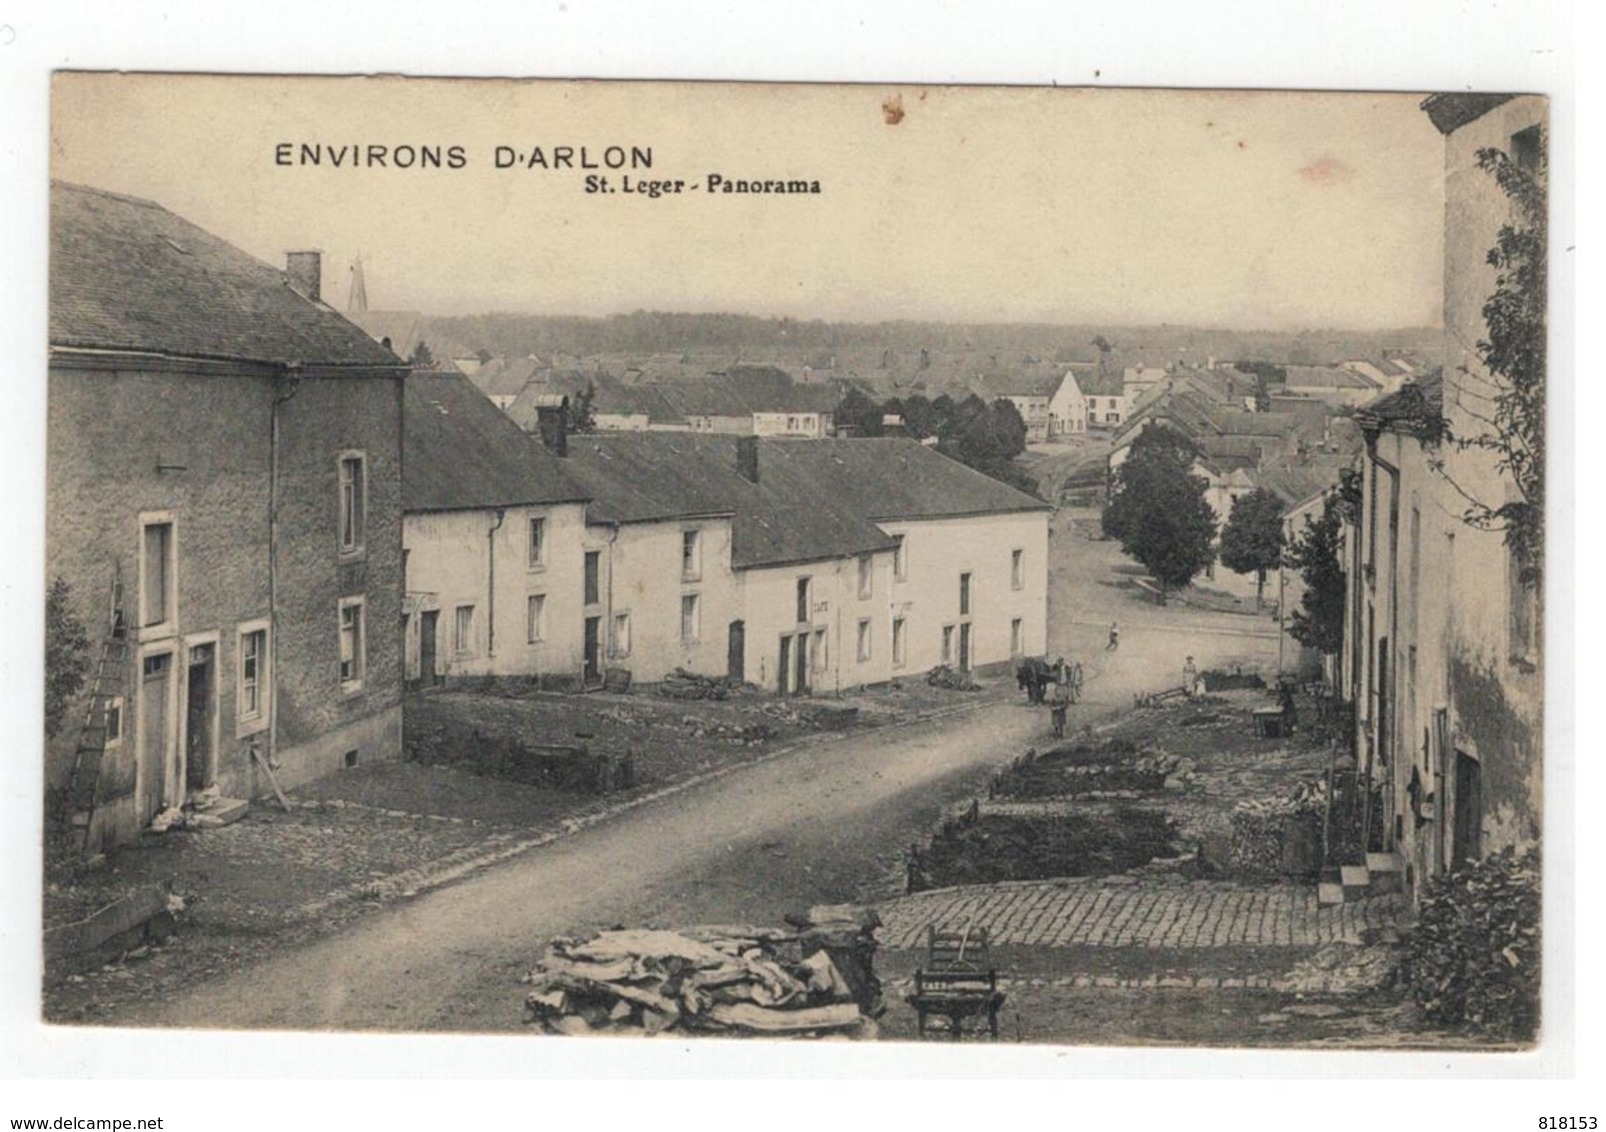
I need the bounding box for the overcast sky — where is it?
[52,75,1446,330]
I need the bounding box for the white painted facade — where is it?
[738,552,895,695]
[880,511,1049,675]
[402,502,590,682]
[1047,371,1088,435]
[586,517,742,684]
[752,411,835,438]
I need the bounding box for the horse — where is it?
[1016,657,1051,704]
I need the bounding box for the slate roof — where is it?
[404,370,588,512]
[1284,365,1378,390]
[51,182,401,370]
[561,434,895,569]
[1075,370,1126,398]
[345,310,426,361]
[759,439,1050,522]
[1421,93,1516,135]
[1355,371,1445,437]
[471,356,544,400]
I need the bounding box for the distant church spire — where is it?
[347,254,369,313]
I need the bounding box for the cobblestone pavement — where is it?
[879,877,1404,952]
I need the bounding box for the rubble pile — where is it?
[925,665,980,692]
[655,668,745,701]
[523,905,883,1038]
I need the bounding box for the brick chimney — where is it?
[736,435,759,483]
[531,394,569,457]
[286,250,323,302]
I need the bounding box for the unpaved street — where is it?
[122,697,1053,1032]
[111,502,1282,1035]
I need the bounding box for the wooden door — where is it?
[727,620,744,682]
[1452,751,1482,869]
[958,623,972,673]
[419,611,439,685]
[184,644,215,794]
[778,635,792,695]
[584,616,602,684]
[138,652,172,824]
[795,632,810,695]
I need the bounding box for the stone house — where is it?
[48,182,408,850]
[1342,93,1545,902]
[401,371,591,686]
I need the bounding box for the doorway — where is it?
[185,643,216,795]
[138,651,174,825]
[958,622,972,673]
[583,615,602,685]
[1451,750,1482,869]
[778,634,792,695]
[727,620,745,682]
[419,610,439,686]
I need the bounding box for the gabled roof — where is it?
[345,310,426,361]
[471,356,544,399]
[404,370,589,512]
[1421,93,1516,135]
[51,182,401,370]
[759,438,1050,522]
[562,434,895,568]
[990,370,1066,399]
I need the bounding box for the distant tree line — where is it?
[835,386,1039,497]
[418,310,1442,371]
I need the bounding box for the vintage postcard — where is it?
[42,74,1549,1052]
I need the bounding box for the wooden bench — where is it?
[905,925,1006,1040]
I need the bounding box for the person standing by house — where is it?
[1107,622,1120,651]
[1183,655,1198,697]
[1049,677,1069,739]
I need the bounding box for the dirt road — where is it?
[110,504,1282,1035]
[120,696,1062,1033]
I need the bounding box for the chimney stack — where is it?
[532,394,569,457]
[286,250,323,303]
[736,435,760,483]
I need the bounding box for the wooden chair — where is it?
[905,924,1006,1040]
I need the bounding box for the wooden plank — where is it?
[44,887,169,961]
[250,746,293,812]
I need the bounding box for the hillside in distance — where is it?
[418,311,1443,370]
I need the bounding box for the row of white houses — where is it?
[401,371,1051,696]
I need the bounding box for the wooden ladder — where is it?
[61,567,130,854]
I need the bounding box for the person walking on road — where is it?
[1106,621,1120,651]
[1183,655,1199,697]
